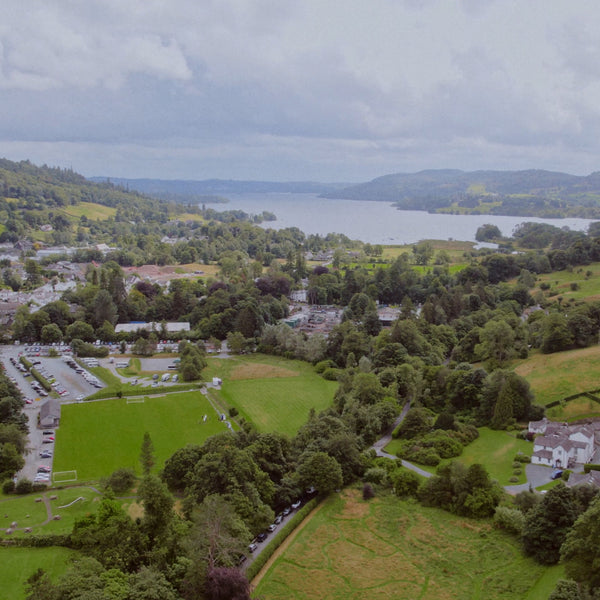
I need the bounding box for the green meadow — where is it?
[0,547,78,600]
[254,489,563,600]
[53,392,229,480]
[208,354,337,437]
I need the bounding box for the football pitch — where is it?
[53,392,228,480]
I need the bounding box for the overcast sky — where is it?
[1,0,600,182]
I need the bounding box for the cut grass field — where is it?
[0,547,78,600]
[60,201,117,221]
[254,489,563,600]
[385,427,532,485]
[208,354,336,437]
[514,346,600,411]
[53,392,229,480]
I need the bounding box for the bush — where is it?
[508,476,519,483]
[228,407,239,418]
[321,368,341,381]
[513,469,522,476]
[2,479,15,494]
[512,462,521,469]
[105,468,137,494]
[314,359,336,374]
[514,454,531,463]
[363,467,387,485]
[390,468,421,497]
[493,506,525,535]
[15,478,33,494]
[362,483,375,500]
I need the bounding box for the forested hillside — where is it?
[323,168,600,218]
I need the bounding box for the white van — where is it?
[161,373,170,382]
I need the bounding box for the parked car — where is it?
[42,430,54,436]
[291,500,301,509]
[274,515,282,524]
[551,470,564,480]
[37,466,51,473]
[268,523,277,532]
[248,542,258,553]
[256,532,268,542]
[39,451,52,458]
[42,438,53,444]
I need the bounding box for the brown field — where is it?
[229,363,300,380]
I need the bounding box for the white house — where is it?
[529,421,595,468]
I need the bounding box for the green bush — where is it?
[513,469,522,476]
[514,454,531,463]
[583,464,600,473]
[508,476,519,483]
[512,462,521,469]
[2,479,15,494]
[314,359,336,374]
[493,506,525,535]
[15,478,33,494]
[321,368,341,381]
[105,467,137,494]
[30,368,52,392]
[363,467,387,485]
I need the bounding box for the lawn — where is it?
[514,346,600,408]
[384,427,532,485]
[208,354,337,437]
[0,486,104,539]
[253,489,563,600]
[0,546,77,600]
[53,392,229,481]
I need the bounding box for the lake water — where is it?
[218,193,595,245]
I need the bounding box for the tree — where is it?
[548,580,583,600]
[522,483,578,564]
[40,323,63,345]
[0,442,25,480]
[475,319,516,369]
[179,342,207,381]
[137,474,174,544]
[66,320,95,343]
[541,313,573,354]
[140,431,155,476]
[561,495,600,593]
[204,567,252,600]
[297,451,343,495]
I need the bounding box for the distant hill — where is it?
[89,177,348,202]
[322,169,600,218]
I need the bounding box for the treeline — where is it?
[0,366,28,483]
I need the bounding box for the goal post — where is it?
[52,470,77,483]
[126,397,145,404]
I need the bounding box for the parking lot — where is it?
[0,344,106,483]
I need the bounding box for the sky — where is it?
[1,0,600,182]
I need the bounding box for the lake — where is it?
[217,193,595,245]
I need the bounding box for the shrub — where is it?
[513,469,522,476]
[15,478,33,494]
[2,479,15,494]
[362,483,375,500]
[228,407,239,418]
[105,468,137,494]
[321,368,341,381]
[512,462,521,469]
[508,476,519,483]
[390,468,421,497]
[314,359,336,374]
[514,454,531,463]
[363,467,387,485]
[493,506,525,535]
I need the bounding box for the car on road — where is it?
[551,470,564,480]
[282,507,291,516]
[42,430,54,436]
[39,451,52,458]
[268,523,277,532]
[34,474,50,482]
[248,542,258,553]
[274,515,282,524]
[42,438,53,444]
[37,466,51,473]
[256,532,268,542]
[291,500,301,509]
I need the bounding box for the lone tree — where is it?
[140,431,155,476]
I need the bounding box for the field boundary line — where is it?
[250,500,326,589]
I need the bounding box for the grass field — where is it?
[53,392,229,480]
[60,201,117,221]
[514,346,600,410]
[254,489,563,600]
[208,354,337,437]
[385,428,532,485]
[0,487,104,539]
[0,547,77,600]
[533,263,600,303]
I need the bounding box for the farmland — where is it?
[253,489,564,600]
[53,392,228,480]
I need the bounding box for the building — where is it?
[39,398,61,429]
[529,419,595,468]
[567,470,600,489]
[115,321,191,334]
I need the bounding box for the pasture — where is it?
[0,547,77,600]
[533,263,600,303]
[253,489,563,600]
[209,354,337,437]
[514,345,600,410]
[60,201,117,221]
[53,392,229,480]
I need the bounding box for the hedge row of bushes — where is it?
[245,497,319,581]
[86,383,201,401]
[30,368,52,392]
[0,534,71,547]
[583,464,600,473]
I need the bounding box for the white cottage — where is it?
[529,421,595,468]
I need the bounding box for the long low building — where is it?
[115,321,191,333]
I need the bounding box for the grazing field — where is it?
[546,394,600,421]
[61,201,117,221]
[253,489,563,600]
[514,346,600,409]
[384,428,532,485]
[53,392,229,480]
[534,263,600,303]
[210,355,336,437]
[0,547,77,600]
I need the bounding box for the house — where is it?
[567,470,600,489]
[39,398,61,428]
[529,420,595,468]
